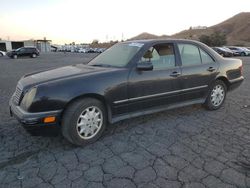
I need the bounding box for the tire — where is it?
[0,52,3,57]
[13,54,17,59]
[31,53,37,58]
[204,80,227,110]
[61,98,107,146]
[241,52,245,56]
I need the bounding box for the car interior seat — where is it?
[143,50,153,61]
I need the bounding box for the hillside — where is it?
[128,32,160,40]
[129,12,250,46]
[128,32,170,41]
[212,12,250,45]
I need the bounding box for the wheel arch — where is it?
[61,93,112,124]
[215,76,230,90]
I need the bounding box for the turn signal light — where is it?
[44,116,56,123]
[239,65,243,75]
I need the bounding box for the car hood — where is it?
[18,64,113,89]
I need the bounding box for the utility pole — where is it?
[44,37,47,53]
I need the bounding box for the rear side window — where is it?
[29,48,36,52]
[178,44,201,66]
[178,44,214,66]
[200,49,214,64]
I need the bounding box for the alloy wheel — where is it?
[76,106,103,139]
[210,84,225,107]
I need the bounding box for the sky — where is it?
[0,0,250,44]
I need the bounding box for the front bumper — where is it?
[9,99,62,128]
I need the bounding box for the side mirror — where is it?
[137,62,153,71]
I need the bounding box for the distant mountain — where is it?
[128,32,170,41]
[129,12,250,46]
[128,32,159,40]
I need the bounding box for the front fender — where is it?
[27,69,128,113]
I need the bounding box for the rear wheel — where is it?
[13,54,17,59]
[0,52,3,57]
[241,52,246,56]
[204,80,227,110]
[31,53,37,58]
[62,98,107,146]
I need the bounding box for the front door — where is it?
[127,43,182,113]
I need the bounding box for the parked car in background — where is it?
[10,39,244,146]
[88,48,95,53]
[212,47,233,57]
[226,46,250,56]
[96,48,106,53]
[240,47,250,56]
[78,48,92,53]
[0,50,6,57]
[78,48,85,53]
[7,47,40,59]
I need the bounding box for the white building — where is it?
[0,39,52,52]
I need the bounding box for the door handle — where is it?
[170,71,181,77]
[207,67,216,72]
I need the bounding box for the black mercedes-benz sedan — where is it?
[10,39,244,146]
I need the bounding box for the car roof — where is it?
[123,38,203,44]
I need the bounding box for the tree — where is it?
[210,31,227,46]
[199,31,227,46]
[199,35,211,46]
[92,39,99,44]
[189,27,193,39]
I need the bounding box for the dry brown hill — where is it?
[128,32,160,40]
[212,12,250,45]
[129,12,250,46]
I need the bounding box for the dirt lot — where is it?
[0,53,250,188]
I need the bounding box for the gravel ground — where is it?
[0,53,250,188]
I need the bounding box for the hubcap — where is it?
[210,84,225,107]
[76,106,103,139]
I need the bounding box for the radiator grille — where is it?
[13,86,23,105]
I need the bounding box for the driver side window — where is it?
[140,43,176,69]
[20,48,26,52]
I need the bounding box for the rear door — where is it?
[127,42,182,113]
[177,43,219,101]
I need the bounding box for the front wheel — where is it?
[204,80,227,110]
[62,98,107,146]
[13,54,17,59]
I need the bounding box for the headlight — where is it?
[21,87,37,109]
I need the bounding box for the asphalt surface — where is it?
[0,53,250,188]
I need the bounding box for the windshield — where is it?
[88,42,144,67]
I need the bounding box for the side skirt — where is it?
[110,98,206,124]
